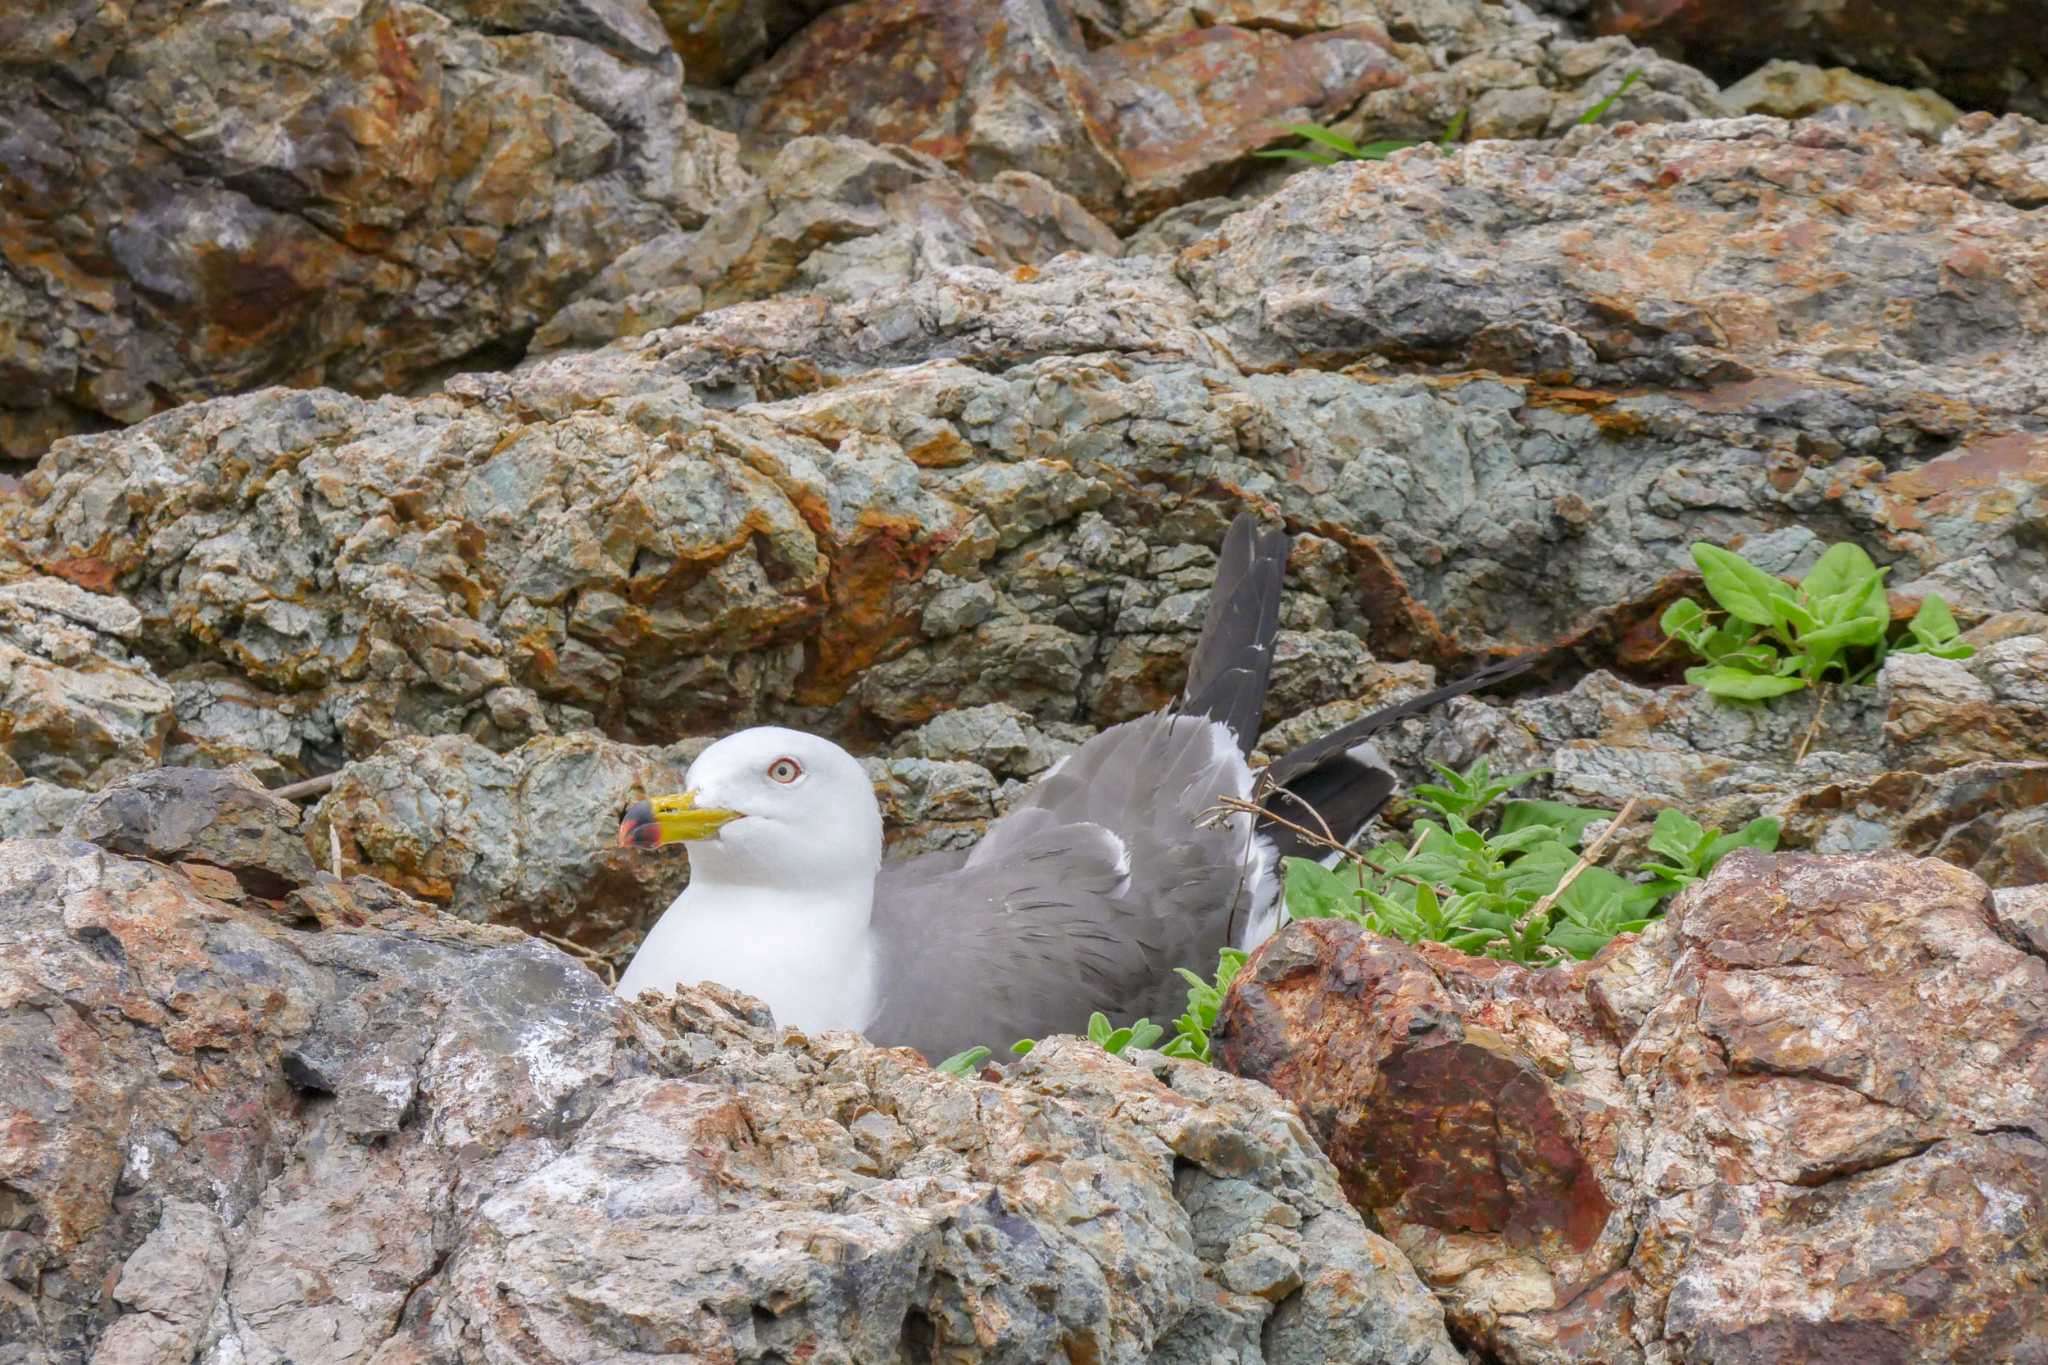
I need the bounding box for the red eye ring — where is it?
[767,757,803,784]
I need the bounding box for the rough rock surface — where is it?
[738,0,1415,229]
[0,833,1463,1363]
[734,0,1720,231]
[1589,0,2048,120]
[1216,850,2048,1363]
[1997,883,2048,957]
[0,576,172,789]
[651,0,845,85]
[533,134,1123,352]
[65,766,318,899]
[0,777,86,839]
[1717,59,1963,139]
[7,117,2045,892]
[0,0,749,460]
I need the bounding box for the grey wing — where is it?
[865,713,1276,1061]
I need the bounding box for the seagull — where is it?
[615,514,1533,1060]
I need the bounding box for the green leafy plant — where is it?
[1160,947,1248,1063]
[1281,761,1782,967]
[1012,1011,1163,1060]
[1574,69,1642,126]
[1411,757,1546,821]
[1660,541,1971,700]
[1639,809,1779,900]
[999,951,1251,1069]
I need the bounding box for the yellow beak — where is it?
[617,791,744,849]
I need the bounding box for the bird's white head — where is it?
[617,727,884,892]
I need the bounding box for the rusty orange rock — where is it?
[1216,850,2048,1362]
[0,0,749,461]
[743,0,1412,228]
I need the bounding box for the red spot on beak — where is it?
[618,800,657,849]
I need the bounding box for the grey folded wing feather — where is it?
[864,713,1272,1061]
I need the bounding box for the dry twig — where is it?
[1795,683,1831,763]
[1200,796,1442,894]
[272,772,339,802]
[1510,796,1641,941]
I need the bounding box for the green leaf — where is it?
[1499,799,1616,844]
[1647,808,1707,864]
[1699,817,1780,872]
[1488,825,1568,857]
[1351,138,1423,160]
[1907,593,1960,646]
[1560,865,1662,924]
[1574,68,1642,126]
[1127,1019,1165,1051]
[1284,857,1363,922]
[1104,1026,1134,1053]
[1279,123,1368,158]
[1660,597,1709,648]
[1010,1037,1036,1056]
[1437,107,1469,147]
[1087,1012,1112,1046]
[1686,664,1808,699]
[1800,616,1888,655]
[937,1046,990,1077]
[1254,148,1340,164]
[1800,542,1879,604]
[1698,620,1780,671]
[1691,544,1794,627]
[1544,921,1618,959]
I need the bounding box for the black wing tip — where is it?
[1179,509,1291,750]
[1257,648,1547,837]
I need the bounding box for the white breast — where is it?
[614,884,879,1036]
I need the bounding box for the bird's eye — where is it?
[767,757,803,784]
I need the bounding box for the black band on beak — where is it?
[619,799,659,849]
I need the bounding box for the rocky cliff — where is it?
[4,0,2046,1360]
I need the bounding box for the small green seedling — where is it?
[1639,809,1780,900]
[936,1046,990,1077]
[1256,123,1427,164]
[1011,1012,1164,1060]
[1661,540,1970,701]
[1575,69,1642,126]
[1257,106,1469,165]
[1161,947,1248,1063]
[1410,757,1547,822]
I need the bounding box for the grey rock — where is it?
[0,779,89,839]
[533,134,1122,354]
[91,1202,229,1365]
[892,702,1091,779]
[1718,59,1964,139]
[0,836,1463,1364]
[0,578,174,789]
[66,767,318,899]
[1994,884,2048,959]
